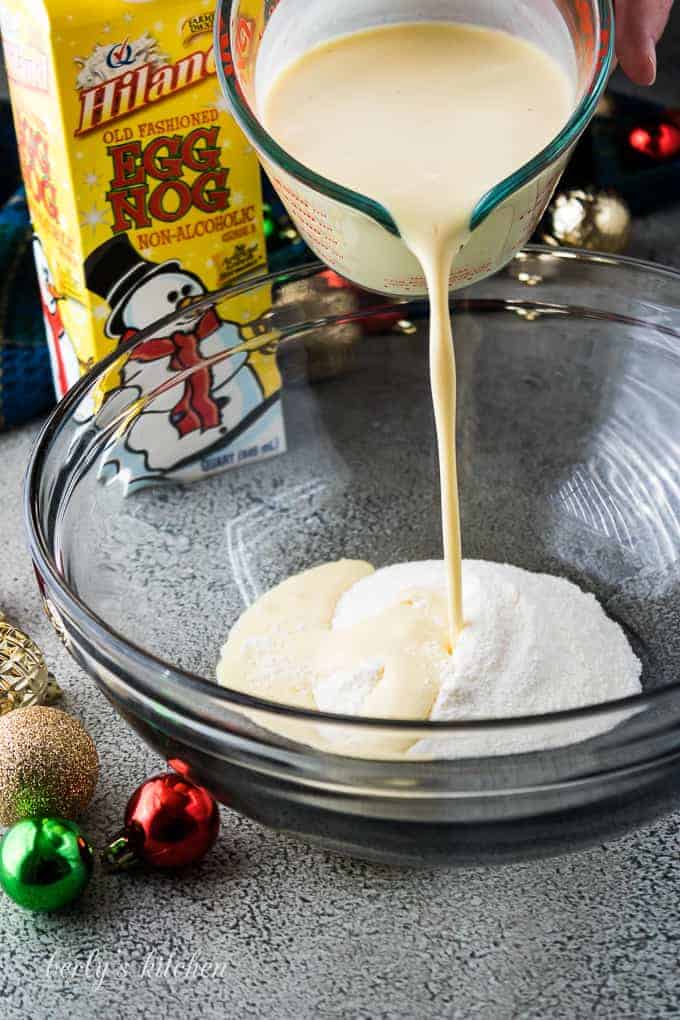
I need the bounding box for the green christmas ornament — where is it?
[0,817,94,912]
[263,202,275,239]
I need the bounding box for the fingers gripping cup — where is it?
[216,0,614,296]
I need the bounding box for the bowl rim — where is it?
[24,245,680,735]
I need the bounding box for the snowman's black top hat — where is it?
[84,235,181,338]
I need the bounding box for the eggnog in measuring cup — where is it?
[262,22,574,643]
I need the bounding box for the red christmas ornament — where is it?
[629,122,680,161]
[320,269,351,289]
[102,773,219,871]
[319,267,406,334]
[360,309,410,334]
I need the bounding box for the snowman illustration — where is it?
[84,235,281,482]
[32,235,81,399]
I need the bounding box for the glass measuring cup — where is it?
[216,0,613,295]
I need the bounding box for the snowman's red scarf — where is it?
[122,308,223,437]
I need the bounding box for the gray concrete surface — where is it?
[4,422,680,1019]
[2,11,680,1020]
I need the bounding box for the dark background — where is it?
[607,6,680,265]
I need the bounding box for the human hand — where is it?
[615,0,674,85]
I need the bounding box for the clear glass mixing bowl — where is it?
[26,248,680,865]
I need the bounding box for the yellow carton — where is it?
[1,2,285,486]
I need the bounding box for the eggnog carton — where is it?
[1,0,285,487]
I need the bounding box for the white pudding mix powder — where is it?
[328,561,642,757]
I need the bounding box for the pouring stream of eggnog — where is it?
[263,22,574,645]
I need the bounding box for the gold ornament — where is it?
[541,189,632,255]
[304,324,360,382]
[0,613,62,716]
[595,93,617,119]
[0,706,99,825]
[283,276,360,382]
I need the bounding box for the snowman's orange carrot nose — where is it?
[47,283,60,300]
[178,295,195,310]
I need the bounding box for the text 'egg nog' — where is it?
[1,0,286,488]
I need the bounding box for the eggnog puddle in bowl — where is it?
[217,22,642,757]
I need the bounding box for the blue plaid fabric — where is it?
[0,100,55,431]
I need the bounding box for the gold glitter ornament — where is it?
[541,189,632,254]
[0,613,63,715]
[0,706,99,826]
